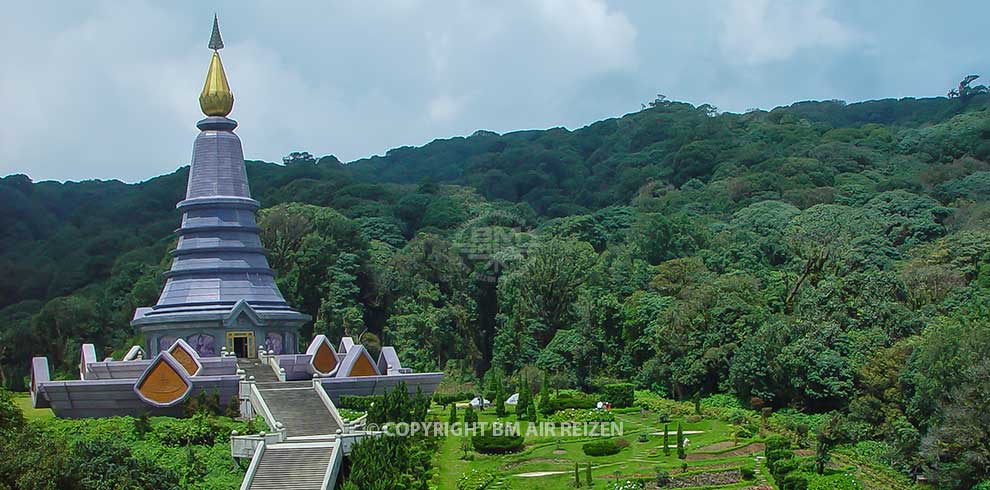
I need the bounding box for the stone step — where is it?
[248,445,335,490]
[238,361,280,383]
[257,387,340,437]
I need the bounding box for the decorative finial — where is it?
[209,14,224,51]
[199,15,234,117]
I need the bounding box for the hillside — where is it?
[3,94,990,487]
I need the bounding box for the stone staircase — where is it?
[237,361,345,490]
[257,385,341,437]
[247,443,336,490]
[238,359,280,383]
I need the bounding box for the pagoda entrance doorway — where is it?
[226,331,255,358]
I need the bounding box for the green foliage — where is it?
[546,408,616,424]
[433,391,473,409]
[463,405,478,426]
[346,434,436,490]
[603,383,635,408]
[449,404,458,426]
[516,376,531,420]
[133,412,152,439]
[154,412,234,446]
[781,473,809,490]
[0,392,249,490]
[457,469,498,490]
[340,394,383,412]
[337,408,366,421]
[366,382,430,424]
[6,92,990,488]
[541,391,599,414]
[663,424,670,456]
[472,424,525,454]
[582,438,623,457]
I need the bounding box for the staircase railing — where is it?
[312,376,349,433]
[230,431,282,459]
[248,383,287,441]
[320,439,344,490]
[257,348,287,381]
[238,440,266,490]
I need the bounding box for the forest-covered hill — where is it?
[3,93,990,487]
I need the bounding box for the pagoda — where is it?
[132,16,309,358]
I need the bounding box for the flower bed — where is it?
[547,408,616,423]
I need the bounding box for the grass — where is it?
[13,392,53,420]
[430,403,764,489]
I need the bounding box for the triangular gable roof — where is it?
[306,334,339,376]
[223,299,266,328]
[338,337,355,354]
[335,344,380,378]
[167,338,203,376]
[133,351,193,407]
[377,346,402,374]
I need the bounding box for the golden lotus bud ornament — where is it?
[199,15,234,117]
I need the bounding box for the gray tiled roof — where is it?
[132,116,309,326]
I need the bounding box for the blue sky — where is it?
[1,0,988,182]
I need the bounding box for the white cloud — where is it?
[719,0,857,65]
[535,0,638,70]
[1,1,988,183]
[427,94,469,122]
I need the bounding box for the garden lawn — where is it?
[430,404,765,489]
[13,392,52,420]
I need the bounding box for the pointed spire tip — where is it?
[209,14,224,51]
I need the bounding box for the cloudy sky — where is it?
[1,1,987,183]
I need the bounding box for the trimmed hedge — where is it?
[547,408,615,424]
[602,383,635,408]
[339,395,382,411]
[582,438,622,457]
[540,391,598,414]
[472,425,525,454]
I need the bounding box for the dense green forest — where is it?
[3,92,990,487]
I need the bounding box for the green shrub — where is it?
[347,434,436,488]
[700,394,742,410]
[741,467,755,480]
[154,413,229,446]
[547,408,615,424]
[602,383,635,408]
[433,392,474,408]
[457,469,498,490]
[765,435,793,454]
[722,408,752,425]
[582,439,623,457]
[781,473,808,490]
[472,424,525,454]
[634,391,694,415]
[771,456,798,477]
[540,391,598,414]
[339,395,383,411]
[337,408,366,421]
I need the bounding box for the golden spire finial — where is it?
[199,15,234,117]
